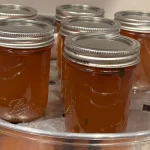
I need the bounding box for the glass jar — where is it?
[55,4,105,32]
[63,33,140,133]
[35,15,57,60]
[115,11,150,91]
[0,4,37,19]
[59,17,120,94]
[0,19,54,123]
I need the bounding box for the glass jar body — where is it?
[56,21,61,32]
[121,29,150,91]
[57,33,65,75]
[64,59,136,133]
[0,45,52,123]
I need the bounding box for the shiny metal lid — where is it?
[36,15,56,32]
[114,11,150,33]
[0,19,54,49]
[61,16,120,36]
[56,4,104,22]
[64,33,140,68]
[0,4,37,19]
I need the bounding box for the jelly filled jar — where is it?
[0,19,54,123]
[63,33,140,133]
[0,4,37,19]
[115,11,150,91]
[58,16,120,75]
[55,4,105,32]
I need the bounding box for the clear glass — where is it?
[51,33,58,60]
[56,21,61,32]
[120,29,150,91]
[56,34,65,76]
[56,20,62,75]
[0,45,52,123]
[63,59,136,133]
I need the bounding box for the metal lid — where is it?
[64,33,140,68]
[36,15,56,32]
[0,19,54,49]
[114,11,150,33]
[0,4,37,19]
[61,16,120,36]
[56,4,104,22]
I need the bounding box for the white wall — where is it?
[0,0,149,18]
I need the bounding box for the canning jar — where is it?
[0,4,37,19]
[55,4,105,32]
[0,19,54,123]
[115,11,150,91]
[58,17,120,75]
[35,15,57,60]
[63,33,140,133]
[59,17,120,94]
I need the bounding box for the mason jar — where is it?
[0,4,37,19]
[115,11,150,91]
[59,17,120,95]
[63,33,140,133]
[0,19,54,123]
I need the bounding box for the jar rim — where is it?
[61,16,120,37]
[55,4,105,22]
[0,4,37,19]
[0,19,54,49]
[64,33,140,68]
[114,10,150,33]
